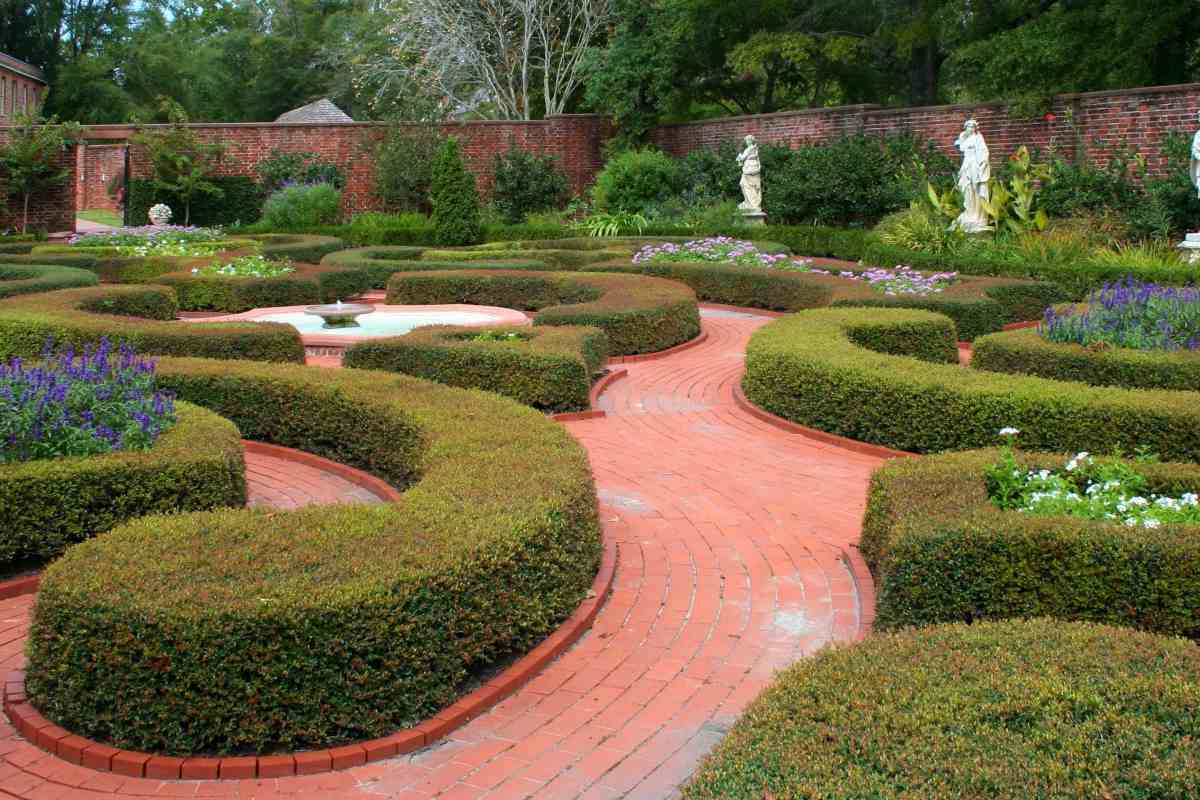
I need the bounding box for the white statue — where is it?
[1190,110,1200,199]
[954,119,992,233]
[736,135,763,213]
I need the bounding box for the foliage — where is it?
[131,99,226,226]
[69,226,225,247]
[126,176,261,228]
[429,140,483,246]
[844,266,958,296]
[0,338,175,464]
[862,448,1200,636]
[492,147,569,224]
[591,149,682,213]
[742,307,1200,460]
[580,211,649,237]
[27,356,599,754]
[631,237,791,267]
[255,148,345,195]
[980,146,1050,234]
[193,254,295,278]
[0,400,243,569]
[0,110,82,233]
[1042,279,1200,351]
[345,325,607,412]
[877,206,966,255]
[0,264,98,299]
[245,234,348,264]
[261,182,343,230]
[159,266,322,313]
[369,125,443,212]
[683,619,1200,799]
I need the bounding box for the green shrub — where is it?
[27,356,600,755]
[592,149,682,214]
[126,176,262,228]
[156,265,328,312]
[343,212,434,245]
[974,327,1200,390]
[386,270,699,355]
[0,264,98,298]
[345,325,606,412]
[742,307,1200,459]
[255,148,345,195]
[317,247,552,301]
[683,618,1200,800]
[430,139,483,246]
[261,183,343,230]
[0,285,304,363]
[0,403,244,569]
[583,259,832,312]
[492,146,569,224]
[370,125,443,212]
[862,449,1200,635]
[247,234,348,263]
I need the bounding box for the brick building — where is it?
[0,53,46,121]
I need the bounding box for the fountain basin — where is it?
[189,303,532,349]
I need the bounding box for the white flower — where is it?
[998,427,1020,437]
[1128,496,1149,508]
[1143,518,1161,529]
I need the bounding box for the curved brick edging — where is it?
[609,331,708,364]
[550,367,629,423]
[731,382,916,461]
[241,440,403,503]
[2,532,617,780]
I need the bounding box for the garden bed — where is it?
[0,264,98,299]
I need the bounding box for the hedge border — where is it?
[344,325,607,412]
[861,448,1200,636]
[0,402,246,568]
[0,264,98,299]
[26,356,602,755]
[742,307,1200,460]
[973,326,1200,390]
[0,285,305,363]
[385,270,701,356]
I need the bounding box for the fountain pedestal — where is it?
[303,302,375,329]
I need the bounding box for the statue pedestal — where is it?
[1178,232,1200,263]
[740,210,766,226]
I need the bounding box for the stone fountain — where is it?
[303,300,375,329]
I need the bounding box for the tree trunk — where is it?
[21,192,29,234]
[909,44,940,106]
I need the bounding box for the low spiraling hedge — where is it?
[0,285,304,363]
[974,327,1200,391]
[0,264,98,299]
[345,325,606,412]
[683,618,1200,800]
[0,240,258,284]
[862,449,1200,635]
[319,246,552,301]
[742,307,1200,460]
[826,273,1066,340]
[583,259,832,312]
[0,403,245,569]
[154,263,342,312]
[27,356,601,755]
[247,234,348,263]
[386,270,700,355]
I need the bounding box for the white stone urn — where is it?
[148,204,173,226]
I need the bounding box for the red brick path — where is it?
[0,307,886,799]
[244,446,386,509]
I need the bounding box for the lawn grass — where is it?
[76,209,123,227]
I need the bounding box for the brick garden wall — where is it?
[649,83,1200,177]
[0,130,75,233]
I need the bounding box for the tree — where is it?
[430,138,482,245]
[130,98,226,225]
[0,109,82,233]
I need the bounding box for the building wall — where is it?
[648,84,1200,177]
[0,65,46,123]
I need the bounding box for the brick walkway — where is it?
[244,446,385,509]
[0,307,886,799]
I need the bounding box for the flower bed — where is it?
[0,285,304,363]
[973,326,1200,390]
[683,619,1200,800]
[68,226,227,248]
[861,448,1200,635]
[193,254,295,278]
[632,237,792,267]
[1042,278,1200,351]
[344,325,606,412]
[385,270,700,356]
[742,307,1200,459]
[27,356,600,755]
[0,264,98,299]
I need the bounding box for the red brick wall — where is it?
[0,69,45,123]
[649,84,1200,177]
[0,130,76,234]
[76,144,126,212]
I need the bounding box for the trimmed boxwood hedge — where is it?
[126,176,262,228]
[742,307,1200,460]
[0,285,304,363]
[0,239,259,284]
[386,270,700,355]
[0,402,245,568]
[683,618,1200,800]
[154,263,344,312]
[0,264,98,298]
[583,259,832,312]
[862,448,1200,635]
[247,234,348,263]
[825,273,1066,340]
[344,325,606,412]
[27,356,601,755]
[973,326,1200,391]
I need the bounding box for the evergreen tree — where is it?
[430,139,483,247]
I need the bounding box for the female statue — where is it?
[1190,110,1200,199]
[737,135,763,212]
[954,119,992,232]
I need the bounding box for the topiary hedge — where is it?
[27,356,601,755]
[126,176,262,228]
[862,448,1200,635]
[154,263,343,312]
[0,240,260,283]
[742,307,1200,460]
[973,326,1200,391]
[0,285,304,363]
[825,273,1067,340]
[386,270,700,356]
[0,264,98,299]
[683,618,1200,800]
[583,259,832,312]
[247,234,348,263]
[344,325,607,412]
[0,402,245,569]
[318,246,552,301]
